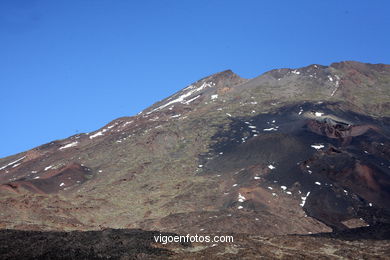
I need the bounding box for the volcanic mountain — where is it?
[1,61,390,259]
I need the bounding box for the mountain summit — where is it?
[1,61,390,258]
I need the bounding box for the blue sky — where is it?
[1,0,389,158]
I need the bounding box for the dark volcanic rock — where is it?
[0,229,188,260]
[1,227,390,260]
[202,102,390,231]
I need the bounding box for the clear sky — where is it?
[1,0,389,158]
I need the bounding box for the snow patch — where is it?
[311,144,324,150]
[331,75,341,97]
[89,131,104,139]
[238,193,246,202]
[122,121,133,128]
[0,156,25,171]
[151,81,215,112]
[59,141,78,150]
[268,164,276,170]
[44,165,53,171]
[12,163,21,168]
[300,191,311,207]
[211,94,218,100]
[184,95,200,104]
[263,127,277,131]
[298,107,304,115]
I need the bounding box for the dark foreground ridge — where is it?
[0,229,186,260]
[310,223,390,240]
[1,226,390,259]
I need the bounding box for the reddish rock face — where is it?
[306,119,378,140]
[0,163,92,194]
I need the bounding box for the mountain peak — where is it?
[143,69,247,114]
[194,69,245,87]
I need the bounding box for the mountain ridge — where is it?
[0,61,389,239]
[1,60,390,259]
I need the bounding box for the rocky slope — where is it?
[0,61,389,259]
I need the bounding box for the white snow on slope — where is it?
[238,193,246,202]
[12,163,21,168]
[268,164,276,170]
[331,75,341,97]
[311,144,324,150]
[0,156,25,171]
[298,107,304,115]
[184,95,201,104]
[150,81,215,113]
[44,165,53,171]
[300,191,311,207]
[263,127,278,131]
[89,131,104,139]
[122,121,133,128]
[59,141,78,150]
